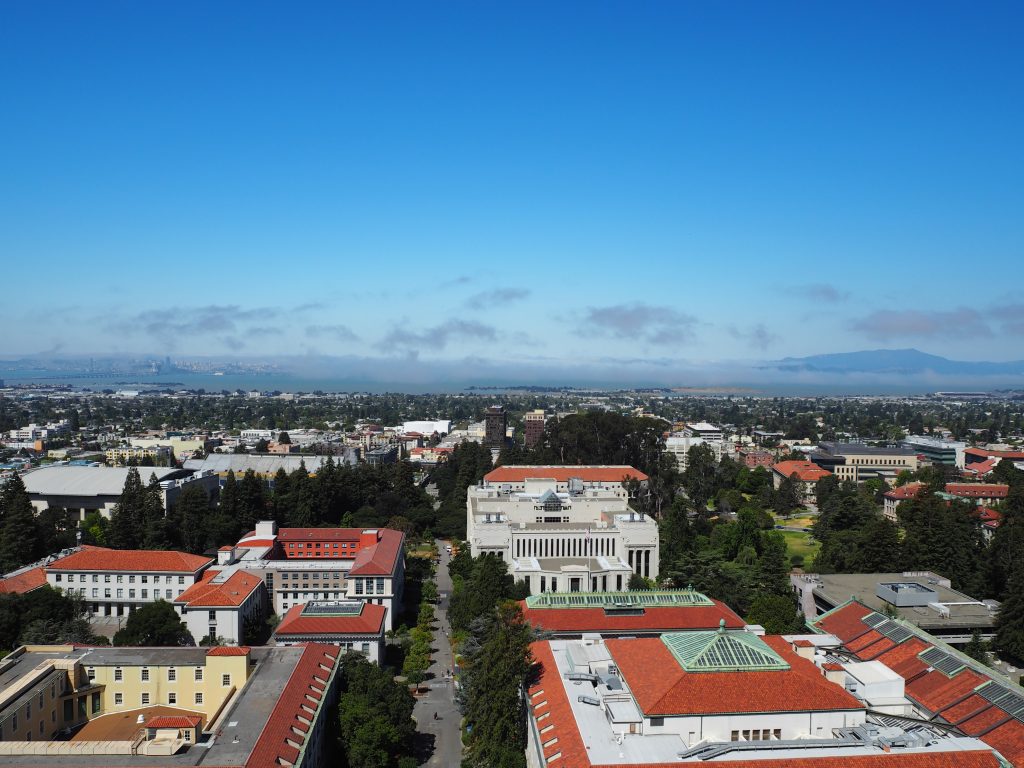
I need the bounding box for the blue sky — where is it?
[2,1,1023,373]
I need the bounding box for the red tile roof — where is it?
[483,465,649,483]
[174,570,264,607]
[885,482,926,500]
[606,635,860,716]
[528,639,1000,768]
[47,547,213,573]
[965,447,1024,460]
[812,601,1024,768]
[246,644,339,768]
[274,602,387,636]
[966,457,999,477]
[0,566,47,594]
[772,460,832,482]
[348,528,405,576]
[146,715,202,729]
[206,646,250,656]
[944,483,1009,499]
[521,598,744,635]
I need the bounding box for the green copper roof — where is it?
[661,622,791,672]
[524,588,715,609]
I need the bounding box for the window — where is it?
[79,574,87,583]
[114,693,123,705]
[168,693,177,705]
[87,667,95,682]
[361,642,370,654]
[128,575,135,584]
[104,575,111,583]
[208,610,217,621]
[141,693,150,705]
[92,588,98,597]
[165,590,172,599]
[128,589,136,599]
[194,667,203,682]
[194,692,204,705]
[92,574,98,582]
[222,674,231,687]
[168,668,176,682]
[114,668,123,682]
[141,668,149,682]
[183,730,191,742]
[116,575,123,583]
[116,588,123,598]
[178,576,184,584]
[376,578,385,593]
[104,588,111,598]
[55,574,62,582]
[731,730,739,741]
[141,575,148,583]
[354,579,363,595]
[774,729,782,740]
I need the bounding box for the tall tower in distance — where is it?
[524,409,547,448]
[484,405,507,448]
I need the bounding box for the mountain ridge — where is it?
[769,348,1024,376]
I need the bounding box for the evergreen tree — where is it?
[962,629,990,666]
[683,443,718,512]
[173,484,210,554]
[995,569,1024,664]
[107,467,147,549]
[461,602,535,768]
[113,600,192,646]
[0,473,38,572]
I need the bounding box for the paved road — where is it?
[413,540,461,767]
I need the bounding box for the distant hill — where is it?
[768,349,1024,376]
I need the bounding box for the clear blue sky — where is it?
[2,1,1022,373]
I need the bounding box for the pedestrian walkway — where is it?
[412,540,461,767]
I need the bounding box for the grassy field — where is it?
[779,529,821,565]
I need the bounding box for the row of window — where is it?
[114,691,205,706]
[730,728,783,741]
[66,587,183,600]
[94,666,210,683]
[353,578,386,595]
[287,542,357,549]
[279,572,344,580]
[280,591,345,601]
[54,573,187,584]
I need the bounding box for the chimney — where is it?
[822,662,846,685]
[792,639,816,660]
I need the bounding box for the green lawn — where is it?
[779,529,821,565]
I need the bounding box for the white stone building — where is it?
[467,466,658,594]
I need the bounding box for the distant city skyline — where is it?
[2,2,1023,375]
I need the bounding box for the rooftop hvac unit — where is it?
[577,695,600,706]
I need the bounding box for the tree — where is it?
[774,474,803,514]
[461,602,535,768]
[171,484,211,554]
[113,600,192,646]
[254,438,269,453]
[448,553,527,632]
[0,473,39,572]
[995,569,1024,664]
[277,431,291,444]
[683,443,718,512]
[962,629,990,666]
[747,592,803,634]
[336,655,415,768]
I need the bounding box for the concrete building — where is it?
[104,445,174,466]
[482,465,648,497]
[524,409,547,448]
[0,643,343,768]
[173,568,267,646]
[364,444,398,466]
[400,420,451,436]
[222,521,405,630]
[810,442,919,483]
[21,465,220,520]
[903,435,967,469]
[525,630,1002,768]
[882,482,925,522]
[944,483,1010,506]
[46,547,213,619]
[182,452,358,479]
[813,600,1024,767]
[484,405,507,448]
[467,467,658,594]
[273,601,387,662]
[793,571,998,644]
[519,589,744,638]
[738,448,775,468]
